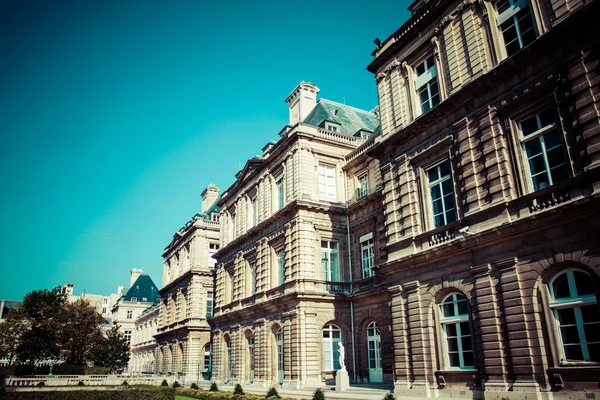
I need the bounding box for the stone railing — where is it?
[4,375,162,387]
[345,135,376,163]
[353,275,386,293]
[315,128,365,145]
[526,181,573,213]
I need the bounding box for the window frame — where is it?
[360,233,375,279]
[414,54,441,116]
[275,173,285,210]
[438,293,475,370]
[321,240,341,282]
[318,163,337,202]
[275,247,285,287]
[206,291,214,318]
[494,0,537,59]
[358,173,369,199]
[322,324,342,371]
[547,269,600,364]
[425,160,458,229]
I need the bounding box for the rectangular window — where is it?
[496,0,536,57]
[131,297,137,303]
[124,330,132,344]
[358,174,369,199]
[102,307,107,314]
[250,196,257,227]
[250,262,257,295]
[275,174,285,210]
[208,243,219,269]
[206,292,214,318]
[231,212,236,240]
[127,310,133,319]
[277,248,285,286]
[211,213,220,222]
[415,55,440,114]
[360,233,375,279]
[427,161,457,228]
[321,240,340,282]
[325,122,340,132]
[318,164,336,201]
[519,108,569,191]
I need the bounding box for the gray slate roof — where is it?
[303,99,380,136]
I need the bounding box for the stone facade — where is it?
[364,0,600,398]
[155,185,221,382]
[130,302,160,374]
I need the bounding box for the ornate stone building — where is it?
[363,0,600,398]
[210,82,382,388]
[156,185,221,381]
[130,302,159,374]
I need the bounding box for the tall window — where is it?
[230,212,236,240]
[548,270,600,362]
[427,161,457,228]
[360,233,375,279]
[439,294,474,369]
[203,344,212,380]
[248,335,255,381]
[208,243,219,269]
[206,292,214,318]
[415,55,440,114]
[249,196,258,228]
[275,174,285,210]
[276,248,285,286]
[321,240,340,281]
[519,108,569,191]
[322,324,342,371]
[275,328,284,384]
[127,310,133,319]
[124,330,132,344]
[249,262,257,295]
[226,339,232,382]
[318,164,337,201]
[495,0,536,58]
[358,174,369,199]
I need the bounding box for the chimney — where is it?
[118,285,124,296]
[130,268,144,287]
[61,283,74,296]
[285,82,320,125]
[201,184,220,213]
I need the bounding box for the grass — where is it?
[175,396,198,400]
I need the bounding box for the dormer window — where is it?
[211,213,220,222]
[325,122,340,133]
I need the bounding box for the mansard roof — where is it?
[303,99,380,136]
[122,274,159,303]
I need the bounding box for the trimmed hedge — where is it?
[0,386,175,400]
[176,389,297,400]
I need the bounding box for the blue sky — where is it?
[0,0,411,300]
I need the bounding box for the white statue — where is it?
[338,342,346,370]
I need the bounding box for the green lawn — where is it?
[175,396,197,400]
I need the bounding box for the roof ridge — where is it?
[317,98,377,115]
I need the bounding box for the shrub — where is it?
[265,387,281,399]
[161,379,169,387]
[209,382,218,391]
[36,382,45,387]
[0,387,176,400]
[312,388,325,400]
[77,381,85,386]
[190,383,199,390]
[122,380,129,385]
[85,366,111,375]
[172,381,180,388]
[234,384,245,395]
[382,394,396,400]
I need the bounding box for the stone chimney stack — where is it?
[201,184,220,213]
[130,268,144,287]
[285,82,320,125]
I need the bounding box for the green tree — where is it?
[0,306,27,366]
[56,299,104,365]
[16,288,66,366]
[91,325,130,374]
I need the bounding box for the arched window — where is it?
[202,343,212,380]
[439,293,474,369]
[248,334,255,382]
[548,270,600,362]
[322,324,342,371]
[275,327,284,384]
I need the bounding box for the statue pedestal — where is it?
[336,368,349,392]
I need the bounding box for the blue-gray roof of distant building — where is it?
[303,99,380,136]
[123,274,159,303]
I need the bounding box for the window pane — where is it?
[564,344,584,361]
[463,352,474,367]
[580,304,600,323]
[496,0,510,14]
[516,8,535,47]
[460,322,471,336]
[584,323,600,344]
[457,299,468,315]
[557,308,576,325]
[574,272,594,296]
[560,326,580,344]
[588,344,600,362]
[432,198,444,215]
[539,108,555,127]
[461,336,473,351]
[520,115,539,136]
[550,165,569,185]
[431,185,442,200]
[552,274,571,299]
[447,337,459,352]
[430,81,440,108]
[445,323,457,336]
[443,193,455,213]
[449,352,460,367]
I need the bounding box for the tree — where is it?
[56,299,104,365]
[91,325,130,374]
[16,288,66,366]
[0,307,27,366]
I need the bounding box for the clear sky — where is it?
[0,0,411,300]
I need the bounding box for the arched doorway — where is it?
[275,328,284,384]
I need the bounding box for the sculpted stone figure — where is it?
[338,342,346,370]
